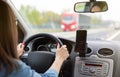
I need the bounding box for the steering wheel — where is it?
[21,33,63,73]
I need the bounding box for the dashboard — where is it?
[24,35,120,77]
[30,37,57,52]
[60,38,120,77]
[24,37,73,54]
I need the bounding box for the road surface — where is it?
[52,28,119,41]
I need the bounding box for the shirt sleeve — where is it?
[10,60,58,77]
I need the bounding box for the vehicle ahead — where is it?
[61,12,91,31]
[61,12,78,31]
[5,0,120,77]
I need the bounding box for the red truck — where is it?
[61,12,79,31]
[61,12,91,31]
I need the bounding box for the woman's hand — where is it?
[17,43,25,58]
[50,44,69,73]
[55,44,69,61]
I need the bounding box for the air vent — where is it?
[98,48,113,56]
[86,47,92,54]
[24,46,30,52]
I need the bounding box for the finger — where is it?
[22,42,25,45]
[62,45,66,48]
[20,43,23,48]
[17,43,22,48]
[21,43,25,48]
[57,43,60,49]
[17,43,24,50]
[61,45,67,50]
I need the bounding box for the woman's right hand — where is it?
[50,44,69,73]
[55,44,69,61]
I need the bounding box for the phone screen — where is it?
[75,30,87,57]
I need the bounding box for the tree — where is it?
[19,5,61,26]
[91,15,102,25]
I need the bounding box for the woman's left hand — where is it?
[17,43,25,58]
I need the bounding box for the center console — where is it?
[74,56,113,77]
[74,30,113,77]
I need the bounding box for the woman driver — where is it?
[0,1,69,77]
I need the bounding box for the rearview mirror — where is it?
[74,1,108,13]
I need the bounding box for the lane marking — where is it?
[107,30,120,41]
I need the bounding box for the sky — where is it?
[11,0,120,21]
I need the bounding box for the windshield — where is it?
[11,0,120,41]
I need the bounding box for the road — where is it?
[52,28,120,41]
[107,30,120,41]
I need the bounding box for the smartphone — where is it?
[75,30,87,57]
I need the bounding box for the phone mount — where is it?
[75,30,87,57]
[90,0,96,2]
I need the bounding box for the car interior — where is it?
[4,0,120,77]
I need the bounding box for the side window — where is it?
[17,20,25,43]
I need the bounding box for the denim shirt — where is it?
[0,60,58,77]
